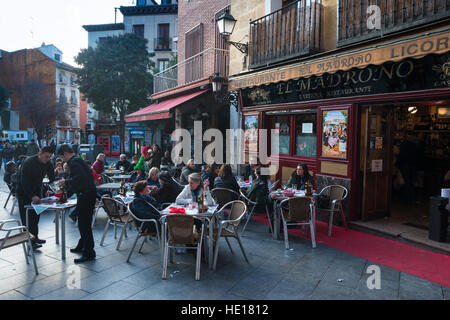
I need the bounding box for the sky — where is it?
[0,0,156,66]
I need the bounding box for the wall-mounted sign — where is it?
[371,159,383,172]
[241,53,450,107]
[302,123,313,134]
[322,110,348,159]
[244,115,258,153]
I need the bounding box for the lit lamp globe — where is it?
[211,73,224,93]
[216,11,237,36]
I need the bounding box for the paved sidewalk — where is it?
[0,171,448,300]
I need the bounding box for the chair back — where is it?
[228,200,247,227]
[269,180,279,192]
[329,185,347,202]
[100,174,113,183]
[211,188,239,207]
[281,197,313,221]
[101,197,127,222]
[165,215,198,245]
[172,176,185,189]
[239,189,256,205]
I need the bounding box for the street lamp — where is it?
[210,72,239,112]
[211,73,224,93]
[216,10,248,55]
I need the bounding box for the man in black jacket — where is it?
[58,144,97,263]
[16,146,55,250]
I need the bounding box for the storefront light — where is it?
[408,106,418,114]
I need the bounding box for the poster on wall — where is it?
[244,115,258,153]
[124,131,130,153]
[322,109,348,159]
[111,135,120,153]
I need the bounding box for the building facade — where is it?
[227,0,450,232]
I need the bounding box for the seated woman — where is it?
[179,159,198,185]
[151,171,181,207]
[147,167,161,189]
[127,155,140,173]
[130,180,161,234]
[286,163,313,190]
[176,172,214,205]
[214,164,240,195]
[201,163,220,190]
[91,153,106,174]
[129,156,147,184]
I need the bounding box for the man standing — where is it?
[1,142,14,170]
[58,144,97,263]
[26,139,40,156]
[16,146,55,250]
[14,143,27,162]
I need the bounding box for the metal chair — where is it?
[269,180,280,192]
[211,188,240,207]
[212,200,249,270]
[239,189,273,236]
[91,198,104,228]
[161,215,204,281]
[279,197,316,249]
[172,176,185,189]
[100,174,113,183]
[3,184,17,216]
[316,185,348,236]
[99,196,134,250]
[126,203,161,263]
[0,219,38,274]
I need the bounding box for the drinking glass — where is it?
[292,184,297,191]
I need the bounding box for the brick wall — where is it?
[177,0,230,84]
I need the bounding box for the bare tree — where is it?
[14,78,69,142]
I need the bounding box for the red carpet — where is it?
[252,215,450,288]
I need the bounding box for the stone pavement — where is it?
[0,171,448,300]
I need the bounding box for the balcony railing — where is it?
[249,0,322,69]
[338,0,450,46]
[153,48,229,94]
[154,37,172,51]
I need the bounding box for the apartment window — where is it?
[59,88,67,104]
[133,25,145,38]
[185,24,203,82]
[158,59,169,72]
[54,54,61,61]
[59,71,65,83]
[157,24,170,50]
[71,112,76,119]
[98,37,109,46]
[71,90,77,104]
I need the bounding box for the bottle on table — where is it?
[203,191,208,212]
[197,192,204,213]
[58,185,67,204]
[120,181,126,196]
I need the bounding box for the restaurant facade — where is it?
[227,0,450,226]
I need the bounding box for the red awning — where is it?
[125,89,208,123]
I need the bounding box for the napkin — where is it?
[244,180,249,183]
[169,207,186,214]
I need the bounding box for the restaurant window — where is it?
[295,112,316,157]
[270,115,290,154]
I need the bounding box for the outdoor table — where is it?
[161,203,219,270]
[238,181,252,189]
[270,189,316,240]
[103,169,122,176]
[114,193,134,205]
[25,197,77,260]
[96,183,123,191]
[110,175,132,182]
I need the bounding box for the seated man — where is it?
[4,161,18,193]
[115,154,131,172]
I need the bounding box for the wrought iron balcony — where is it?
[154,37,172,51]
[153,48,229,94]
[338,0,450,46]
[249,0,322,69]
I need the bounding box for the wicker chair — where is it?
[316,185,348,237]
[0,219,38,274]
[161,215,204,281]
[279,197,316,249]
[211,188,240,208]
[99,196,134,250]
[269,180,280,192]
[126,203,161,263]
[100,174,113,184]
[239,189,273,236]
[3,183,17,216]
[212,200,249,270]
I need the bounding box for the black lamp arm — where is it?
[227,40,248,55]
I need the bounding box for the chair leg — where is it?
[138,237,146,253]
[195,242,202,281]
[224,237,233,254]
[235,234,249,263]
[10,198,17,216]
[28,237,38,275]
[127,234,140,262]
[162,241,169,279]
[114,222,117,239]
[22,243,29,264]
[212,234,221,271]
[283,220,290,250]
[328,211,335,237]
[310,220,317,248]
[4,192,11,208]
[241,205,256,235]
[91,206,100,228]
[116,222,128,250]
[100,219,110,246]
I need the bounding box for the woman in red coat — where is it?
[91,153,105,174]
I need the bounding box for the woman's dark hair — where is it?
[296,163,311,179]
[204,163,219,173]
[218,164,232,179]
[132,180,148,194]
[255,166,269,183]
